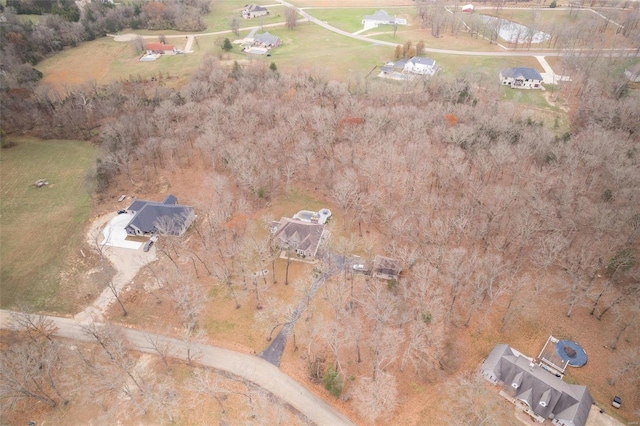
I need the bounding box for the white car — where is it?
[352,264,366,271]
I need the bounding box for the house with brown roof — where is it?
[372,255,401,280]
[144,42,176,55]
[481,344,593,426]
[270,217,326,259]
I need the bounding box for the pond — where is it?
[481,15,551,44]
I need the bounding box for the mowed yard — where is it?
[0,139,97,311]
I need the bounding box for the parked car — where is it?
[612,396,622,408]
[117,209,127,214]
[352,264,366,271]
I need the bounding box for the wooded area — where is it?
[2,53,638,423]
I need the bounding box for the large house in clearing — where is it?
[242,4,268,19]
[381,56,438,79]
[481,344,593,426]
[270,217,326,259]
[125,195,194,236]
[362,10,407,30]
[144,42,176,55]
[500,67,544,90]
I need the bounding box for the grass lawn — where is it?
[263,24,392,80]
[0,138,97,311]
[370,27,506,52]
[500,85,554,109]
[480,8,595,28]
[432,54,541,79]
[307,7,414,33]
[203,0,287,33]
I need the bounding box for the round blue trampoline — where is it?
[555,340,587,367]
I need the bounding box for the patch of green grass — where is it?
[480,8,594,28]
[308,7,414,33]
[204,1,287,33]
[0,138,97,311]
[500,86,553,109]
[264,24,391,80]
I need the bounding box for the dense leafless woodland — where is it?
[2,55,640,422]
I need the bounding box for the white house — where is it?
[362,10,407,31]
[381,56,437,78]
[500,67,544,90]
[242,4,268,19]
[403,56,437,76]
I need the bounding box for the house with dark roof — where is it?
[500,67,544,90]
[242,4,268,19]
[125,195,194,237]
[270,217,326,258]
[481,344,593,426]
[372,255,401,280]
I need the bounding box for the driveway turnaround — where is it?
[0,310,355,426]
[102,213,142,250]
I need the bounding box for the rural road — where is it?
[113,2,639,58]
[0,310,355,426]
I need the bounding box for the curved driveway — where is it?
[0,310,355,426]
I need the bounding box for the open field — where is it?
[370,27,507,51]
[481,8,596,27]
[202,0,288,32]
[0,138,97,311]
[306,7,414,33]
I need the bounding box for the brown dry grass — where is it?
[90,155,639,425]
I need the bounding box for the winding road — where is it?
[0,310,355,426]
[113,1,639,59]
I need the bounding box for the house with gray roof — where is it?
[500,67,544,90]
[125,195,194,237]
[270,217,326,259]
[362,10,407,31]
[481,344,593,426]
[381,56,437,79]
[242,4,268,19]
[254,31,281,48]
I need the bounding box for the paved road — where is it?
[113,2,638,58]
[260,273,329,366]
[0,310,355,426]
[274,0,639,57]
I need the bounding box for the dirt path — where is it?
[74,214,157,324]
[0,310,356,426]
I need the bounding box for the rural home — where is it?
[381,56,438,77]
[144,42,176,55]
[243,29,282,49]
[624,63,640,82]
[270,217,326,258]
[242,4,268,19]
[361,10,407,31]
[125,195,194,236]
[372,255,401,280]
[500,67,544,90]
[481,344,593,426]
